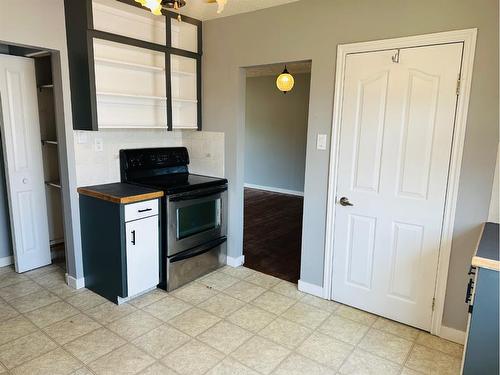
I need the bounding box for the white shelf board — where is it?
[172,97,198,103]
[41,140,58,145]
[96,92,168,100]
[171,70,196,77]
[95,57,165,72]
[98,124,198,129]
[99,125,168,129]
[96,92,195,103]
[45,181,62,189]
[173,124,198,129]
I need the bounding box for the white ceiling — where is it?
[180,0,301,21]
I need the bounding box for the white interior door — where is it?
[0,54,51,272]
[332,43,463,330]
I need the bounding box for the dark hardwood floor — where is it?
[243,188,303,283]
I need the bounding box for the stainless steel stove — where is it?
[120,147,227,291]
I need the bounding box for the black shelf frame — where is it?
[65,0,202,131]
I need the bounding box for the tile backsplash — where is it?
[73,129,224,187]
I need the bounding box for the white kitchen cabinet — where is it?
[125,214,159,298]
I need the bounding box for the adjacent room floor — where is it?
[0,263,463,374]
[243,188,303,283]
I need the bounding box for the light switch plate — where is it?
[317,134,327,150]
[94,138,103,152]
[77,131,88,144]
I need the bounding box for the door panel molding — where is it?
[324,29,477,336]
[346,214,376,290]
[351,71,388,194]
[396,69,439,200]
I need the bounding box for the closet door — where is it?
[0,55,51,272]
[331,43,463,330]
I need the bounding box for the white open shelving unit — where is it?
[91,0,200,130]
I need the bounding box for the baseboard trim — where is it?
[226,255,245,267]
[65,273,85,289]
[0,249,64,268]
[439,325,466,344]
[0,255,14,268]
[244,183,304,197]
[298,279,324,298]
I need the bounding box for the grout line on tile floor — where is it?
[0,264,463,375]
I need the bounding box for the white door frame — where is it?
[323,28,477,336]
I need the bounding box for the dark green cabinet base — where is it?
[80,195,127,303]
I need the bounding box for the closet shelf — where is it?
[96,92,168,100]
[45,181,62,189]
[41,140,58,145]
[94,57,165,72]
[38,84,54,89]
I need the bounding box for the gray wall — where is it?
[245,73,310,193]
[202,0,499,331]
[0,132,12,259]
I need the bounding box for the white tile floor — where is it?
[0,263,463,375]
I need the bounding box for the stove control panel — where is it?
[121,147,190,171]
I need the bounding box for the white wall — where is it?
[74,130,224,187]
[488,144,499,223]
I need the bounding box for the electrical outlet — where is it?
[94,138,103,152]
[317,134,327,150]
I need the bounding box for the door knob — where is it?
[22,178,28,184]
[339,197,353,206]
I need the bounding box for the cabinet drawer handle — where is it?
[131,230,136,245]
[138,208,152,213]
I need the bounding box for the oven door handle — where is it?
[169,186,227,202]
[170,237,227,263]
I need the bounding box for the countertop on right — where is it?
[472,222,499,271]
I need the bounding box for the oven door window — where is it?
[177,199,220,239]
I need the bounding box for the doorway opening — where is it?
[243,61,311,283]
[0,44,68,273]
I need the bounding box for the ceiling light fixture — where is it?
[135,0,227,20]
[276,66,294,94]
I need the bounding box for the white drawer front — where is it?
[124,199,159,222]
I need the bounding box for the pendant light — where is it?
[276,66,294,94]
